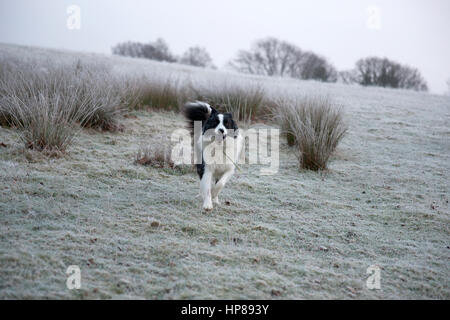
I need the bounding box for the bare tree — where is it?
[112,38,176,63]
[295,52,337,82]
[143,38,177,62]
[350,57,428,91]
[338,70,358,84]
[112,41,144,58]
[179,46,215,68]
[228,37,337,82]
[228,37,297,76]
[397,67,428,92]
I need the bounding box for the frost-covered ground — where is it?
[0,44,449,299]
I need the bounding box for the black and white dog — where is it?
[183,101,243,211]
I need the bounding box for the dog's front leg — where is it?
[211,169,234,205]
[200,170,213,211]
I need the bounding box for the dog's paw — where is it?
[213,196,220,206]
[202,203,213,211]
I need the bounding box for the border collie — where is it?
[183,101,243,211]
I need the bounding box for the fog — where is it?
[1,0,449,93]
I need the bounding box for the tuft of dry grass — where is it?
[135,138,194,175]
[274,96,347,170]
[135,142,174,168]
[189,83,270,123]
[128,78,273,123]
[0,57,135,151]
[132,77,187,111]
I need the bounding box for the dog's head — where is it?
[203,108,238,140]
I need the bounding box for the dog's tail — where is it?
[182,101,215,133]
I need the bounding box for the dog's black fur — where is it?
[203,112,238,135]
[183,101,238,179]
[183,101,238,135]
[183,101,213,132]
[182,101,243,211]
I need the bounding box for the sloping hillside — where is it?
[0,44,449,299]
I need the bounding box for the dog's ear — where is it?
[232,119,238,132]
[224,113,239,137]
[209,107,218,115]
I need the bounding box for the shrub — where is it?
[274,96,347,170]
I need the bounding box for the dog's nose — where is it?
[218,128,224,134]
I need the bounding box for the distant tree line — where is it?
[112,37,429,91]
[112,38,214,68]
[228,37,337,82]
[179,46,215,69]
[339,57,428,91]
[112,38,176,63]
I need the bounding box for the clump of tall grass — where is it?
[0,57,134,152]
[135,140,193,175]
[1,92,89,152]
[134,137,187,175]
[70,60,126,131]
[135,143,173,168]
[274,96,347,170]
[131,76,187,111]
[129,77,272,122]
[190,83,270,123]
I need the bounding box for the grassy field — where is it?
[0,44,449,299]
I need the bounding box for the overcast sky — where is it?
[1,0,449,93]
